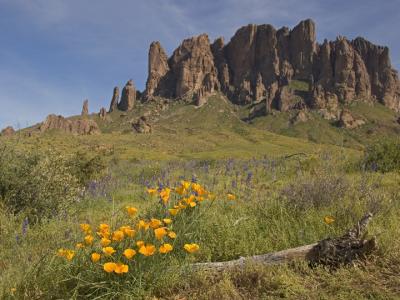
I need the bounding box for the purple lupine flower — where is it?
[22,217,29,236]
[191,175,197,183]
[246,172,253,184]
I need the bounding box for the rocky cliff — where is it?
[143,19,400,112]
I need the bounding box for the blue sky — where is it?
[0,0,399,129]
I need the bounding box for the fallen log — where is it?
[192,212,376,271]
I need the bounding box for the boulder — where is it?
[132,116,152,133]
[1,126,15,137]
[109,87,120,112]
[338,110,365,129]
[291,110,309,124]
[118,80,136,111]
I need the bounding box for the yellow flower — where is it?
[227,193,236,200]
[191,182,201,191]
[98,223,110,232]
[57,249,75,261]
[324,216,335,225]
[136,240,145,248]
[57,248,66,257]
[114,263,129,274]
[97,223,110,238]
[102,246,116,256]
[103,262,116,273]
[100,237,111,247]
[65,250,75,261]
[181,180,191,190]
[160,188,171,204]
[184,243,200,253]
[91,253,101,263]
[123,248,136,259]
[185,195,196,207]
[75,243,85,249]
[138,220,149,231]
[84,235,94,245]
[168,208,179,216]
[154,227,168,240]
[147,188,158,196]
[149,218,162,229]
[163,218,172,225]
[159,243,173,254]
[139,244,156,256]
[80,223,91,233]
[112,230,125,242]
[175,185,186,195]
[126,206,138,216]
[168,231,177,239]
[120,226,136,238]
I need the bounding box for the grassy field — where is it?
[1,96,400,299]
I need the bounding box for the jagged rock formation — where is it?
[144,42,170,100]
[109,87,120,112]
[143,19,400,112]
[144,34,220,104]
[99,107,107,120]
[1,126,15,137]
[82,99,89,116]
[118,80,136,111]
[39,114,100,135]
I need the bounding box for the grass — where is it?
[1,95,400,298]
[1,153,400,299]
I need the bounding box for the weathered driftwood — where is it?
[192,212,376,271]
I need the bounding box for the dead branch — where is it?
[192,212,376,271]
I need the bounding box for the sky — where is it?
[0,0,399,129]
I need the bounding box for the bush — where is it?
[280,172,348,209]
[363,139,400,173]
[0,146,82,222]
[67,151,108,187]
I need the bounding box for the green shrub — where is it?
[363,139,400,173]
[67,151,108,187]
[0,146,82,222]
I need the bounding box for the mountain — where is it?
[141,19,400,113]
[2,19,400,147]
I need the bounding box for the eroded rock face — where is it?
[39,114,100,135]
[118,80,136,111]
[82,99,89,116]
[109,87,120,112]
[144,34,219,105]
[1,126,15,137]
[144,42,170,100]
[142,19,400,112]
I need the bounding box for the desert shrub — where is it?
[280,172,349,209]
[68,151,108,187]
[0,146,82,222]
[363,139,400,173]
